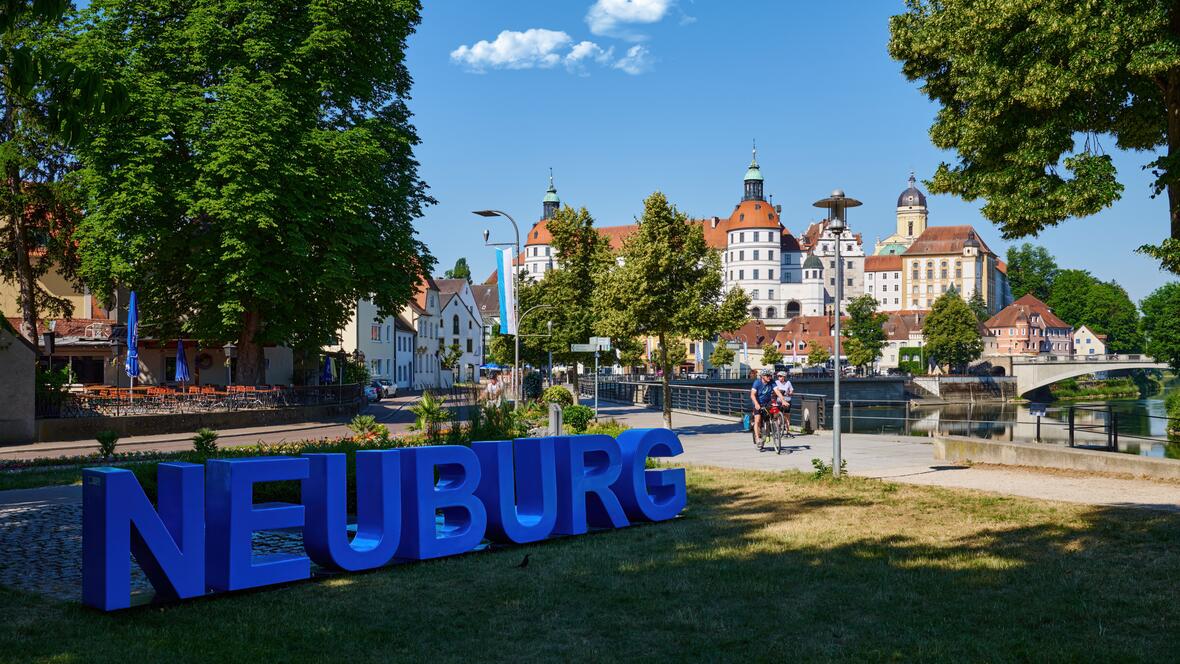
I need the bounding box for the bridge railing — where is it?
[1012,353,1156,364]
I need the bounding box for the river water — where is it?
[841,394,1178,459]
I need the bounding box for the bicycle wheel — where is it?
[772,413,784,454]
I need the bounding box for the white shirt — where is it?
[774,379,793,403]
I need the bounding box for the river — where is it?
[840,393,1178,459]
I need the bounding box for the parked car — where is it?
[364,383,381,403]
[375,378,397,397]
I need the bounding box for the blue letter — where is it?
[473,438,557,544]
[303,451,401,571]
[396,445,487,560]
[554,435,629,535]
[82,463,205,611]
[206,457,310,592]
[612,428,687,522]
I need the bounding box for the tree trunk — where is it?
[236,310,265,385]
[1167,70,1180,242]
[659,331,672,429]
[3,88,37,349]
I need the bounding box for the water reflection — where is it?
[842,397,1178,458]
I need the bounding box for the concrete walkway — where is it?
[596,402,1180,512]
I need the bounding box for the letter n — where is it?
[82,464,205,611]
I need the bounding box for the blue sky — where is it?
[407,1,1172,300]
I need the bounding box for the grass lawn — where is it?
[1,466,1178,662]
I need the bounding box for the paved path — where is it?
[0,395,421,462]
[596,402,1180,512]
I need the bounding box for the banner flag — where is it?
[496,248,517,335]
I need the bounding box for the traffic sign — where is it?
[570,343,595,352]
[590,336,611,350]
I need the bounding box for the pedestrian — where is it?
[484,371,504,406]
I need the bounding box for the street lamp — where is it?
[222,342,237,387]
[474,209,522,402]
[812,188,862,478]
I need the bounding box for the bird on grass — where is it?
[514,554,531,569]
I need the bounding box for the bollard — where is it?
[548,402,563,436]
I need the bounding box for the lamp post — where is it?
[517,303,555,398]
[812,189,862,478]
[547,320,554,387]
[474,210,521,403]
[222,342,237,387]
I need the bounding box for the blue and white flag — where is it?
[496,247,517,335]
[124,290,139,379]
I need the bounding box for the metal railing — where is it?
[37,384,363,419]
[1012,353,1155,364]
[581,379,1178,453]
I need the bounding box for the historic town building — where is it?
[874,173,930,256]
[900,225,1012,314]
[983,294,1073,357]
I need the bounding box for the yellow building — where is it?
[899,225,1011,314]
[874,173,929,256]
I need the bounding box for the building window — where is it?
[466,339,473,353]
[847,278,853,286]
[753,250,759,260]
[739,250,745,261]
[768,289,775,299]
[768,250,774,260]
[829,260,835,269]
[768,269,774,280]
[926,269,933,279]
[739,270,744,280]
[739,232,745,242]
[753,269,759,279]
[766,307,777,319]
[371,325,381,341]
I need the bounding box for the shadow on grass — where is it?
[0,468,1178,662]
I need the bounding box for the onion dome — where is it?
[897,172,927,208]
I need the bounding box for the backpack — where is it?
[741,412,751,432]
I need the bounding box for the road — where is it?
[0,393,420,462]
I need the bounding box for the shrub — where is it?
[95,430,120,459]
[193,428,220,457]
[522,371,544,401]
[810,457,847,480]
[470,402,523,441]
[542,385,574,408]
[347,414,391,445]
[564,405,595,433]
[410,391,451,443]
[585,418,629,438]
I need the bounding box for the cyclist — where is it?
[773,370,794,437]
[749,369,776,447]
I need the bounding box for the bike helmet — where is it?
[775,370,788,378]
[759,368,773,377]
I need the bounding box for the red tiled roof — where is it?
[525,219,553,246]
[865,255,903,272]
[720,319,771,347]
[902,225,993,256]
[996,259,1007,274]
[726,199,782,231]
[984,294,1070,330]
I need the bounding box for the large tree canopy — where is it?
[1140,282,1180,370]
[924,290,983,373]
[889,0,1180,273]
[70,0,434,383]
[595,192,748,428]
[1005,243,1059,302]
[1046,269,1143,352]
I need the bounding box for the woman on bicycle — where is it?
[773,370,794,436]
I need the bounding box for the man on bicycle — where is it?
[773,370,794,437]
[750,369,775,447]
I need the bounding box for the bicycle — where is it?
[751,405,784,453]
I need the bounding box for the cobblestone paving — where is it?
[0,494,307,603]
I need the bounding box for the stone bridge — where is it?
[1006,354,1168,397]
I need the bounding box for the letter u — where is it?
[303,451,401,571]
[473,438,558,544]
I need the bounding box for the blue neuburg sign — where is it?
[82,429,687,611]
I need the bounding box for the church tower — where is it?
[896,172,928,241]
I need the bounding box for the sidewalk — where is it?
[595,402,1180,512]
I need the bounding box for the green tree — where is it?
[1005,244,1059,301]
[444,258,471,282]
[649,337,688,373]
[889,1,1180,273]
[1048,269,1142,352]
[806,345,830,367]
[1141,282,1180,371]
[439,342,462,370]
[0,1,121,346]
[760,342,782,367]
[924,291,983,373]
[595,192,748,428]
[614,336,645,372]
[845,294,888,371]
[708,342,735,371]
[484,326,511,367]
[518,205,614,391]
[967,290,990,324]
[70,0,434,385]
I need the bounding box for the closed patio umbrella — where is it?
[175,338,191,386]
[320,355,334,384]
[125,290,139,400]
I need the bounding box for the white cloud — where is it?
[452,31,650,76]
[450,29,572,72]
[613,45,653,75]
[586,0,673,40]
[564,41,614,74]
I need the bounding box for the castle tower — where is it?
[801,254,825,316]
[742,144,764,202]
[542,169,560,220]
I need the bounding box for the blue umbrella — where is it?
[174,339,191,384]
[124,291,139,380]
[320,355,334,384]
